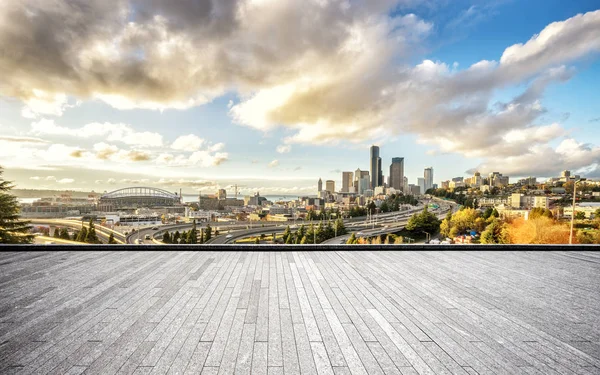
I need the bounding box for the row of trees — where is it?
[281,218,347,244]
[51,220,106,244]
[162,222,217,244]
[426,188,481,208]
[347,207,441,244]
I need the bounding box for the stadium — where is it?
[97,187,181,212]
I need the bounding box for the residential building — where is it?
[563,203,600,218]
[441,180,450,189]
[532,196,549,209]
[389,157,404,191]
[449,180,465,189]
[374,186,386,196]
[408,184,421,196]
[217,189,227,200]
[341,171,353,193]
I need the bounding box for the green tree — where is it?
[594,208,600,219]
[76,226,88,242]
[380,202,390,213]
[85,219,100,244]
[346,232,357,244]
[300,235,308,244]
[255,237,260,244]
[480,219,510,244]
[406,207,441,234]
[285,234,293,244]
[0,168,34,244]
[108,232,117,244]
[205,223,212,241]
[282,225,291,243]
[334,217,347,237]
[59,227,70,240]
[163,230,171,244]
[173,230,180,244]
[54,228,61,238]
[575,211,586,220]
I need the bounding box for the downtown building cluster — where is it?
[317,145,434,199]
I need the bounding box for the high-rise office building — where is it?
[317,178,323,192]
[417,177,425,195]
[370,145,380,189]
[354,168,371,194]
[377,157,383,187]
[341,172,353,193]
[325,180,335,193]
[389,157,404,191]
[424,167,433,192]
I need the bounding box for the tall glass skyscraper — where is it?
[370,145,380,189]
[389,157,404,191]
[424,167,434,192]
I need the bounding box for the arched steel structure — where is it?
[99,187,180,211]
[101,187,179,200]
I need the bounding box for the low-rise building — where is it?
[563,203,600,218]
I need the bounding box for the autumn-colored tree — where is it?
[504,217,570,244]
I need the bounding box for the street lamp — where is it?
[569,178,587,245]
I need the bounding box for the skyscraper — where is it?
[325,180,335,193]
[354,169,370,194]
[317,178,322,193]
[424,167,433,192]
[389,157,404,191]
[417,178,425,195]
[377,157,383,187]
[341,172,353,193]
[370,145,380,189]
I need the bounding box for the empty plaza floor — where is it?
[0,250,599,375]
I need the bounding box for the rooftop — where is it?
[1,250,599,374]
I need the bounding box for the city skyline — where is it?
[1,1,600,195]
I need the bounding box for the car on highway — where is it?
[226,234,233,239]
[135,239,142,244]
[144,234,151,240]
[151,227,159,230]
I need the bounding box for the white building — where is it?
[563,203,600,219]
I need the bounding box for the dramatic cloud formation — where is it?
[30,119,164,147]
[1,1,600,177]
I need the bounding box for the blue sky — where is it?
[1,0,599,195]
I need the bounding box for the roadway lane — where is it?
[29,219,126,244]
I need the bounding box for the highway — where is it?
[29,219,127,244]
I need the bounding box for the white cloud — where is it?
[268,160,279,168]
[276,145,291,153]
[57,178,75,184]
[30,120,163,147]
[20,90,78,118]
[171,134,205,152]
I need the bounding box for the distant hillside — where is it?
[12,189,100,199]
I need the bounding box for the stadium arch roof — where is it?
[101,187,179,200]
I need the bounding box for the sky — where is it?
[1,0,599,196]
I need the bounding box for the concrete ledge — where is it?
[1,244,598,251]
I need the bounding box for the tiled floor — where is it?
[0,251,599,374]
